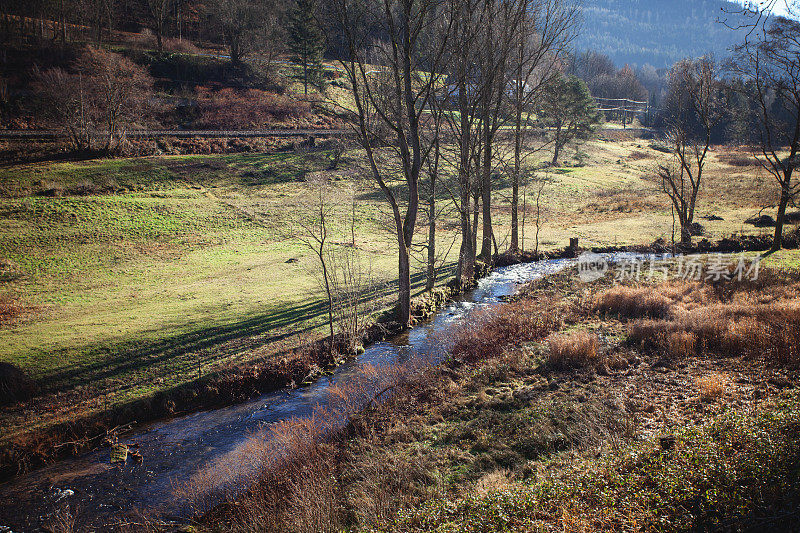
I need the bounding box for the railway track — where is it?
[0,129,348,139]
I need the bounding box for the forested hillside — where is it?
[575,0,750,67]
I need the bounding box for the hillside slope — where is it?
[575,0,751,67]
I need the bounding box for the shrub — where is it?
[450,300,563,364]
[594,285,672,319]
[547,331,599,369]
[697,372,727,402]
[194,87,311,129]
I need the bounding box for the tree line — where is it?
[321,0,798,328]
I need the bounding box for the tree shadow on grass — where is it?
[40,260,458,394]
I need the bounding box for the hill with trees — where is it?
[574,0,751,68]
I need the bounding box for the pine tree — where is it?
[288,0,326,95]
[538,74,601,165]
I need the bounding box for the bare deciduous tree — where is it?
[657,57,721,247]
[210,0,282,65]
[327,0,450,325]
[78,47,153,151]
[33,47,152,152]
[296,175,337,353]
[507,0,578,253]
[146,0,175,52]
[729,16,800,252]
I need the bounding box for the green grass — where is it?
[0,138,782,442]
[0,147,465,439]
[387,393,800,532]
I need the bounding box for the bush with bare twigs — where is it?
[449,300,563,364]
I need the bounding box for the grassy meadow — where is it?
[0,135,783,444]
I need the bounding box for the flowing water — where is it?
[0,258,577,531]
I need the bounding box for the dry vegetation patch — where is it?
[594,284,674,318]
[593,269,800,365]
[547,330,599,369]
[697,372,728,402]
[449,299,564,364]
[191,268,800,533]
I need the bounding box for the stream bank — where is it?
[0,255,572,531]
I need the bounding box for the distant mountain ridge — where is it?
[574,0,751,68]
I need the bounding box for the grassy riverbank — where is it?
[200,257,800,532]
[0,136,786,474]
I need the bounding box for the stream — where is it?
[0,258,577,531]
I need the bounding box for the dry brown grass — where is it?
[581,189,664,216]
[718,152,756,167]
[195,87,312,129]
[664,331,697,359]
[697,372,728,402]
[594,285,672,319]
[179,355,438,532]
[617,270,800,364]
[450,299,563,364]
[473,469,521,497]
[129,29,201,53]
[547,331,600,369]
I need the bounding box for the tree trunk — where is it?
[398,243,411,326]
[510,174,519,253]
[510,103,522,252]
[552,130,561,166]
[426,196,436,291]
[679,211,691,247]
[319,250,335,354]
[59,0,66,44]
[472,190,480,260]
[457,164,474,286]
[426,141,438,291]
[231,40,240,65]
[772,180,791,252]
[303,59,308,95]
[479,121,493,261]
[680,225,692,246]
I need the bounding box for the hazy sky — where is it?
[738,0,795,16]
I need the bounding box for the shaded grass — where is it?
[388,392,800,532]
